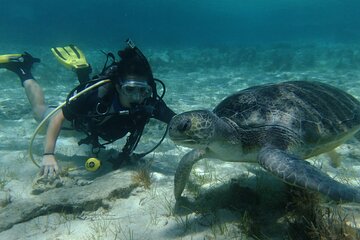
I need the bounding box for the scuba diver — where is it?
[0,39,176,176]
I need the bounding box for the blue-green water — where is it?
[1,0,360,47]
[1,1,360,239]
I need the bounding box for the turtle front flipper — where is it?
[258,146,360,203]
[174,149,207,200]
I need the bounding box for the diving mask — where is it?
[118,80,152,102]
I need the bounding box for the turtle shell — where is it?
[213,81,360,155]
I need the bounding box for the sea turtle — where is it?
[169,81,360,202]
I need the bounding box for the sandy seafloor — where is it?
[0,43,360,239]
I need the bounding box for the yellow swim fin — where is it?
[51,45,89,70]
[0,54,23,64]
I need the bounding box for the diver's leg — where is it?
[0,52,48,121]
[23,79,48,122]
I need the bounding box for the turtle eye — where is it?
[177,118,191,132]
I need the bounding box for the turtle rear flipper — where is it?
[258,146,360,203]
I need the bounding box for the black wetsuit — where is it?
[62,83,175,153]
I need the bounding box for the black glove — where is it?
[130,153,144,161]
[107,151,131,169]
[118,151,131,162]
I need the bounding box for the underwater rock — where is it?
[0,169,138,232]
[32,175,64,195]
[0,190,10,208]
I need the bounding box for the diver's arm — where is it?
[41,110,65,176]
[153,99,176,124]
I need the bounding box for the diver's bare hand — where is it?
[41,155,60,177]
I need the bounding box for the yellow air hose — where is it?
[28,79,111,168]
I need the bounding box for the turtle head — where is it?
[169,110,219,148]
